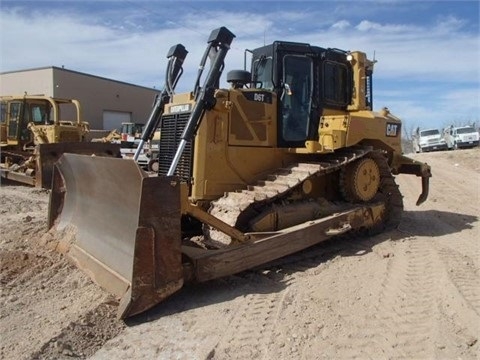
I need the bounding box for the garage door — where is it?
[103,110,132,130]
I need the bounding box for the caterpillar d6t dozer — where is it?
[48,27,431,319]
[0,95,120,188]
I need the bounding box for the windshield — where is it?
[29,102,51,124]
[456,127,476,134]
[420,129,440,136]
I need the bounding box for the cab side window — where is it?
[0,102,6,124]
[10,102,22,122]
[323,61,349,107]
[253,57,274,90]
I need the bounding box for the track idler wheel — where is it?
[148,158,159,173]
[341,157,380,202]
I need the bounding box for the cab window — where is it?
[323,61,349,106]
[31,105,44,123]
[281,55,313,143]
[252,56,274,90]
[10,102,22,122]
[0,102,6,123]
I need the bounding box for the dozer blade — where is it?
[37,142,121,189]
[49,154,183,319]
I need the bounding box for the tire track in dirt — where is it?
[326,236,439,359]
[393,192,480,358]
[207,273,287,360]
[245,232,394,359]
[437,247,480,317]
[424,213,480,297]
[245,231,403,359]
[91,274,285,360]
[433,245,480,356]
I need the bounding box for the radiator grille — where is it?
[158,112,193,181]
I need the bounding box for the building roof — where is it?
[1,66,158,92]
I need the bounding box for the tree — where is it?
[401,119,418,154]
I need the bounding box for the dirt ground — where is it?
[1,148,479,360]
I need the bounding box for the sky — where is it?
[1,0,479,132]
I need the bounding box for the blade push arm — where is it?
[167,27,235,176]
[134,44,188,161]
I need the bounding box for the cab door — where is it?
[7,101,24,141]
[279,55,313,147]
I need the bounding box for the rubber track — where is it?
[206,146,403,244]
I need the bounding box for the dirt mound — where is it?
[31,301,124,359]
[0,182,124,360]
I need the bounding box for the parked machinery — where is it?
[48,27,431,318]
[0,95,120,188]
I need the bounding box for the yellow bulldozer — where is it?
[48,27,431,319]
[0,95,120,188]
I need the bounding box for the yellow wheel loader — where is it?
[0,95,120,188]
[48,27,431,319]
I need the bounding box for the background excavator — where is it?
[48,27,431,319]
[0,95,120,188]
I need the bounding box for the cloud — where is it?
[356,20,381,31]
[2,6,477,84]
[0,2,478,129]
[331,20,351,30]
[377,85,480,129]
[434,15,467,33]
[355,20,414,32]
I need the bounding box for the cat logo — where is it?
[386,123,400,137]
[170,104,192,114]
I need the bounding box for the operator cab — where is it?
[248,42,356,148]
[1,98,53,144]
